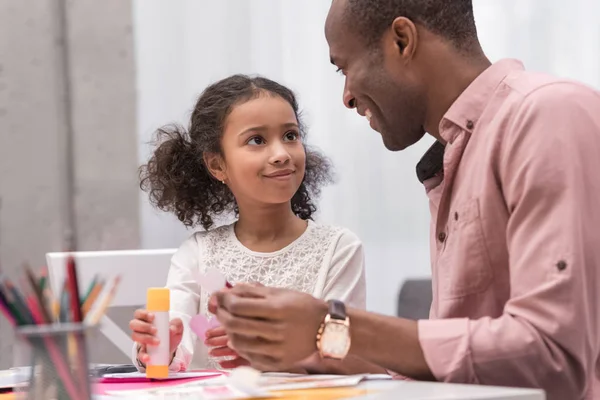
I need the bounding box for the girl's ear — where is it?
[203,153,227,183]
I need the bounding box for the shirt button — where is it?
[556,260,567,271]
[466,120,475,130]
[438,232,447,243]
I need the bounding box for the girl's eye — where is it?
[247,136,265,145]
[283,131,299,142]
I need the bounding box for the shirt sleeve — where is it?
[133,233,202,372]
[321,229,367,310]
[418,83,600,399]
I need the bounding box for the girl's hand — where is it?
[205,326,250,369]
[130,309,183,365]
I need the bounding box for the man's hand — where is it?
[214,284,328,371]
[207,281,263,315]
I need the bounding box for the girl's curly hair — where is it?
[139,74,333,231]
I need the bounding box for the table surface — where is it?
[3,368,546,400]
[353,380,545,399]
[93,380,545,400]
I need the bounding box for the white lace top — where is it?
[133,220,366,371]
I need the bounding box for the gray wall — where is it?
[0,0,139,368]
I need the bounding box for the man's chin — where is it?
[381,134,407,152]
[381,131,422,152]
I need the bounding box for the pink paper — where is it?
[197,268,226,294]
[94,370,225,395]
[190,314,221,338]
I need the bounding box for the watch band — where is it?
[327,299,347,321]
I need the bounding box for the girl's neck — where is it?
[234,201,308,252]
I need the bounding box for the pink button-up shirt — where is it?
[416,59,600,400]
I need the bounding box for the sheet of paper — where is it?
[102,372,382,399]
[258,374,366,391]
[105,380,271,400]
[95,373,225,396]
[100,371,221,382]
[0,368,29,390]
[108,373,367,394]
[189,314,221,338]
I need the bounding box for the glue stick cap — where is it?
[147,288,170,312]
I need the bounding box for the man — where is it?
[211,1,600,398]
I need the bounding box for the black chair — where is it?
[397,279,432,320]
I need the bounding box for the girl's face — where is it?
[212,94,306,208]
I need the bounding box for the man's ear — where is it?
[204,152,227,183]
[391,16,418,59]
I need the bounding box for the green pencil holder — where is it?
[13,323,94,400]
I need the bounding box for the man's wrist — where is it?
[316,300,328,323]
[316,300,351,360]
[344,309,433,379]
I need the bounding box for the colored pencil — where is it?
[0,289,15,326]
[66,255,82,323]
[38,266,48,291]
[81,275,98,304]
[85,275,121,325]
[81,280,103,316]
[24,265,52,323]
[66,256,91,400]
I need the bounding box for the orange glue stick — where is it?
[146,288,170,379]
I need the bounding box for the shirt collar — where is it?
[416,59,525,183]
[439,58,525,143]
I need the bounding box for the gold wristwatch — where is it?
[316,299,351,360]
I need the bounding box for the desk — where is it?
[354,380,544,399]
[94,380,545,399]
[2,368,546,400]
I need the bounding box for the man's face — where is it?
[325,0,427,151]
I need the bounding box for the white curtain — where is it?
[133,0,600,315]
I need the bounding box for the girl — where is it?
[129,75,366,371]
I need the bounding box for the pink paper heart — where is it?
[197,268,227,294]
[189,314,221,338]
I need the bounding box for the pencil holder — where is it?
[13,323,94,400]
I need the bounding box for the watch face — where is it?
[321,321,350,357]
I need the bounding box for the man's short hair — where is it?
[345,0,478,52]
